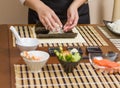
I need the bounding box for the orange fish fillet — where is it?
[93,58,120,68]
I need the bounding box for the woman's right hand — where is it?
[25,0,62,31]
[36,4,62,31]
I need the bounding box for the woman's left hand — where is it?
[63,4,79,32]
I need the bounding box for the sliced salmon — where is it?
[93,58,120,68]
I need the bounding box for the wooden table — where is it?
[0,25,11,88]
[0,24,120,88]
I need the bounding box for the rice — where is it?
[108,19,120,33]
[49,23,64,34]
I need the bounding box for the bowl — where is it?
[20,50,50,72]
[16,38,39,51]
[58,58,81,73]
[103,20,120,35]
[89,53,120,74]
[89,53,105,69]
[54,47,82,73]
[105,51,118,61]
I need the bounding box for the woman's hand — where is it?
[64,0,87,32]
[37,5,62,31]
[64,4,79,32]
[25,0,62,31]
[37,7,62,31]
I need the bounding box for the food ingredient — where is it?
[93,58,120,73]
[107,19,120,33]
[54,47,81,62]
[49,23,64,34]
[22,51,42,60]
[93,58,120,68]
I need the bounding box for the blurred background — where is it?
[0,0,119,24]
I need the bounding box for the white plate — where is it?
[103,20,120,35]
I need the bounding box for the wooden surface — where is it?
[0,25,11,88]
[0,24,120,88]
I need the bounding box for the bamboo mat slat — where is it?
[12,25,108,47]
[97,26,120,39]
[14,63,120,88]
[97,26,120,51]
[110,39,120,51]
[87,26,108,46]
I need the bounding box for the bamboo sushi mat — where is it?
[97,26,120,39]
[110,39,120,51]
[14,63,120,88]
[98,26,120,51]
[12,25,108,47]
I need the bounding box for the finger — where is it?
[40,19,48,30]
[48,16,59,31]
[63,14,75,31]
[44,17,55,31]
[52,14,63,27]
[73,15,79,26]
[63,19,71,32]
[64,12,72,27]
[70,13,79,27]
[63,22,75,32]
[64,15,79,31]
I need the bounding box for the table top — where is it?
[0,24,120,88]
